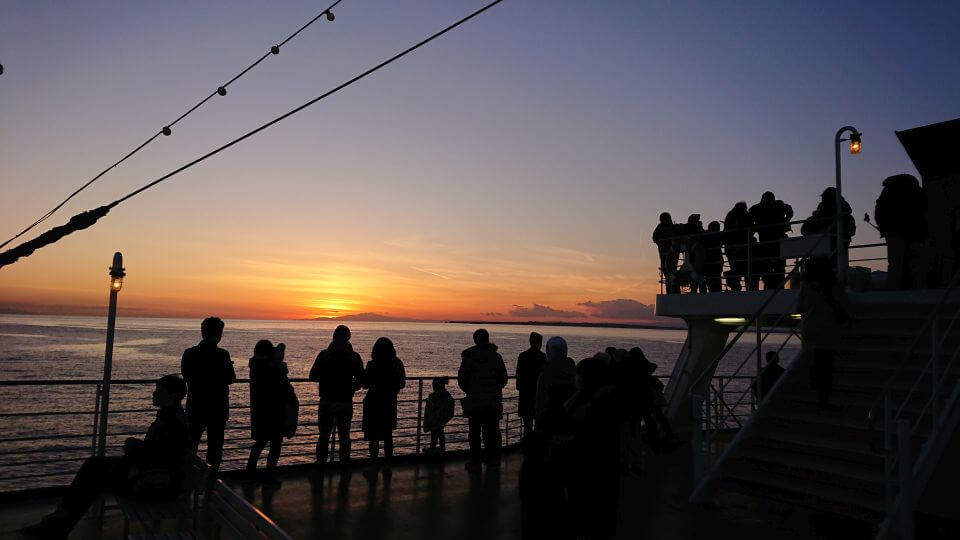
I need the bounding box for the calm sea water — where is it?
[0,315,797,491]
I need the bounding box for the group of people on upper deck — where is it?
[654,174,934,294]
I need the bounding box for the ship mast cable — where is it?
[0,1,344,251]
[0,0,506,270]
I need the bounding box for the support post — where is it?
[897,418,915,540]
[691,394,703,486]
[884,392,893,514]
[756,321,763,402]
[931,318,940,425]
[415,379,424,455]
[91,382,102,456]
[746,227,753,291]
[96,252,124,457]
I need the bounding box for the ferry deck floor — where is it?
[0,444,836,540]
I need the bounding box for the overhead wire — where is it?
[0,0,343,251]
[0,0,506,270]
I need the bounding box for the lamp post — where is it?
[96,252,125,456]
[834,125,861,283]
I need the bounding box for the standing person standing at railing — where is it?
[874,174,927,290]
[652,212,681,294]
[801,187,856,272]
[424,377,455,454]
[516,332,546,438]
[458,328,508,473]
[21,375,192,539]
[310,324,364,468]
[723,202,756,291]
[361,337,406,479]
[181,316,236,475]
[245,340,289,485]
[797,257,852,411]
[749,191,794,290]
[702,221,725,292]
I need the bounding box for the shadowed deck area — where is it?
[0,445,833,539]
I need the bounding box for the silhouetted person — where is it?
[652,212,681,293]
[753,350,786,401]
[749,191,794,289]
[566,354,620,540]
[701,221,725,292]
[534,336,578,435]
[516,332,546,438]
[310,324,364,466]
[22,375,191,539]
[611,347,653,476]
[798,258,852,410]
[361,337,406,478]
[801,187,856,271]
[875,174,928,289]
[181,316,235,474]
[724,202,757,291]
[423,377,455,454]
[458,328,508,472]
[519,431,574,540]
[246,340,289,484]
[637,352,675,451]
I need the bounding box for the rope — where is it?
[0,1,343,251]
[0,0,506,270]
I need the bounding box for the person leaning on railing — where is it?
[21,375,192,539]
[749,191,794,290]
[652,212,681,294]
[800,187,856,271]
[723,202,756,291]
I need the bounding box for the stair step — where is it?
[735,444,886,486]
[720,465,885,518]
[751,423,882,458]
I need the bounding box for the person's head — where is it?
[200,316,224,344]
[529,332,543,350]
[545,336,567,362]
[733,201,747,214]
[708,221,721,233]
[883,173,920,189]
[332,324,351,342]
[576,354,609,393]
[630,347,657,373]
[153,374,187,408]
[372,337,396,362]
[761,191,775,204]
[473,328,490,345]
[821,187,836,205]
[432,376,449,392]
[253,339,274,358]
[687,214,702,226]
[605,346,617,359]
[659,212,672,225]
[765,350,780,365]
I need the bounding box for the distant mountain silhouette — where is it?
[316,312,424,322]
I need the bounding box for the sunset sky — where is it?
[1,1,958,321]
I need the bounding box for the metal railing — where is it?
[0,376,526,492]
[866,271,960,540]
[687,227,836,488]
[657,218,883,295]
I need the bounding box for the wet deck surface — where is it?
[0,445,828,539]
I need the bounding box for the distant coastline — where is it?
[444,320,686,331]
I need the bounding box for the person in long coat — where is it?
[246,340,289,481]
[362,337,406,475]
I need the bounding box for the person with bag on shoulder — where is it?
[245,340,291,485]
[458,328,508,472]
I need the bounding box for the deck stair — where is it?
[689,294,960,538]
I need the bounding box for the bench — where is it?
[207,479,292,540]
[116,454,209,539]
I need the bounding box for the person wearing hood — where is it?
[874,174,927,289]
[246,340,290,484]
[310,325,364,467]
[534,336,578,435]
[652,212,681,294]
[749,191,794,289]
[801,187,856,271]
[458,328,508,471]
[723,202,757,291]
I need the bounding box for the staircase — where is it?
[691,299,960,534]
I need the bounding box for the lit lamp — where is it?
[96,252,125,456]
[834,125,861,283]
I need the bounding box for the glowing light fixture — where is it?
[849,132,862,155]
[791,313,802,320]
[714,317,748,324]
[109,254,125,291]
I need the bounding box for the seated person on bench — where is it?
[22,374,193,539]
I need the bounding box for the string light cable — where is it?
[0,1,343,250]
[0,0,506,269]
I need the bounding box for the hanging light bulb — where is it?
[325,10,335,21]
[849,132,862,155]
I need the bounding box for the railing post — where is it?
[897,418,915,540]
[931,318,940,425]
[746,227,753,290]
[505,412,510,447]
[692,394,703,485]
[756,321,763,401]
[415,379,424,455]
